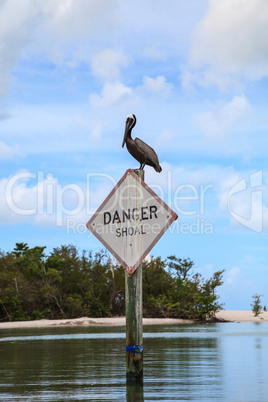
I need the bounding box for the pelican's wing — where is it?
[135,137,160,163]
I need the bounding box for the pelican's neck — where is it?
[125,133,135,150]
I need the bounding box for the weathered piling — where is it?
[125,169,144,380]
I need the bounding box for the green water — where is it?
[0,323,267,401]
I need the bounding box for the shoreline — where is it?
[0,311,267,330]
[215,310,268,322]
[0,316,193,329]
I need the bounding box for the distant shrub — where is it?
[251,294,263,317]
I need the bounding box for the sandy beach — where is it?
[216,310,268,322]
[0,316,193,329]
[0,311,267,330]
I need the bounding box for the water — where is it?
[0,322,267,401]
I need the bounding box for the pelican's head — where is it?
[122,114,136,148]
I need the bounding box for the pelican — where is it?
[122,114,162,172]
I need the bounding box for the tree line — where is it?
[0,243,224,322]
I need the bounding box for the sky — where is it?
[1,0,268,310]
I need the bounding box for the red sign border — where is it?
[87,169,178,274]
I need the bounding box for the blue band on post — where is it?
[126,345,144,354]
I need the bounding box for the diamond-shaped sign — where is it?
[87,169,178,274]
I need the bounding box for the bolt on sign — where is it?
[87,169,178,274]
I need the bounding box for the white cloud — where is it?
[89,81,132,107]
[141,75,173,96]
[89,75,172,112]
[181,68,243,93]
[70,114,90,131]
[41,0,117,41]
[142,47,168,62]
[217,169,268,232]
[0,141,20,160]
[90,122,102,142]
[154,129,174,150]
[37,0,119,67]
[194,95,251,140]
[145,163,268,233]
[91,49,129,80]
[1,171,40,224]
[0,0,39,97]
[190,0,268,80]
[226,267,244,285]
[0,0,119,97]
[70,115,102,142]
[218,169,241,211]
[1,170,118,228]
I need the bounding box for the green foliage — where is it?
[251,294,262,317]
[0,243,224,322]
[142,255,224,320]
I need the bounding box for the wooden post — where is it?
[125,168,144,381]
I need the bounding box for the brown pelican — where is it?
[122,114,162,172]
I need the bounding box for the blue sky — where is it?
[1,0,268,310]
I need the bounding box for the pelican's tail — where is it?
[154,164,162,173]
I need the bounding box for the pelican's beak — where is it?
[122,127,127,148]
[122,117,132,148]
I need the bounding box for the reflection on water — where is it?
[0,323,267,401]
